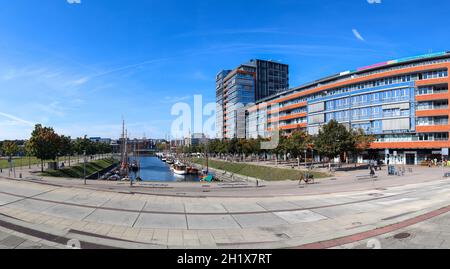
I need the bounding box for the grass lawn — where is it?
[191,158,329,181]
[0,156,82,170]
[1,156,45,169]
[41,158,117,178]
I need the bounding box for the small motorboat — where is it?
[173,164,187,175]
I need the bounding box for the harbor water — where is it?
[129,156,202,182]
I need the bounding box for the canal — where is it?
[129,156,201,182]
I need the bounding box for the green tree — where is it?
[59,135,74,166]
[350,128,376,165]
[2,141,19,158]
[24,141,34,169]
[315,120,354,169]
[28,124,61,172]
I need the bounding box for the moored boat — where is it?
[187,167,199,175]
[172,163,187,175]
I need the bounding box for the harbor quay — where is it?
[2,51,450,250]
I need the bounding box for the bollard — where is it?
[19,173,22,179]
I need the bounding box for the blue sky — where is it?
[0,0,449,140]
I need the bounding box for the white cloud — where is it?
[0,112,34,127]
[352,29,365,42]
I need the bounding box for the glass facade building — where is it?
[216,60,289,139]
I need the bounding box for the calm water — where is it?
[129,156,201,182]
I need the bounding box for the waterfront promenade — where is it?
[1,166,450,249]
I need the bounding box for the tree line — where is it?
[1,124,113,172]
[175,120,375,166]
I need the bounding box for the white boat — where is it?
[172,164,187,175]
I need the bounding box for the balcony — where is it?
[416,93,449,102]
[269,102,307,114]
[278,123,307,131]
[416,77,449,87]
[416,108,449,117]
[371,141,450,149]
[416,124,450,133]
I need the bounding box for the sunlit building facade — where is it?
[246,52,450,165]
[216,60,289,139]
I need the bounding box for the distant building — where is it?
[89,137,112,144]
[185,133,207,147]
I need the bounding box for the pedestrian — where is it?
[370,165,375,178]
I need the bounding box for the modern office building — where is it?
[216,59,289,139]
[246,52,450,165]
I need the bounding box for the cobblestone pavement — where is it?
[0,166,450,249]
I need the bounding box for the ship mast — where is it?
[120,119,125,165]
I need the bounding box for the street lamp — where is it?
[304,149,307,169]
[83,150,87,185]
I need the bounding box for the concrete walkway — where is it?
[1,166,450,249]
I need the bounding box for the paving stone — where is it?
[0,231,10,241]
[257,201,299,211]
[0,193,22,206]
[143,202,185,213]
[274,210,328,224]
[290,199,334,209]
[43,204,95,221]
[84,209,139,226]
[221,203,267,213]
[0,235,26,248]
[233,213,288,228]
[184,203,227,214]
[102,199,146,211]
[15,240,43,249]
[187,215,240,230]
[65,194,111,207]
[34,191,78,202]
[134,213,187,229]
[151,229,168,245]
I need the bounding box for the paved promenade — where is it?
[0,166,450,249]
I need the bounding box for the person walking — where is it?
[369,160,376,178]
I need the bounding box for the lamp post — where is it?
[304,149,307,169]
[83,150,87,185]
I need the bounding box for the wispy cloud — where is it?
[192,42,377,58]
[174,27,283,38]
[0,112,34,127]
[34,102,66,117]
[352,29,365,42]
[161,95,192,104]
[78,57,172,83]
